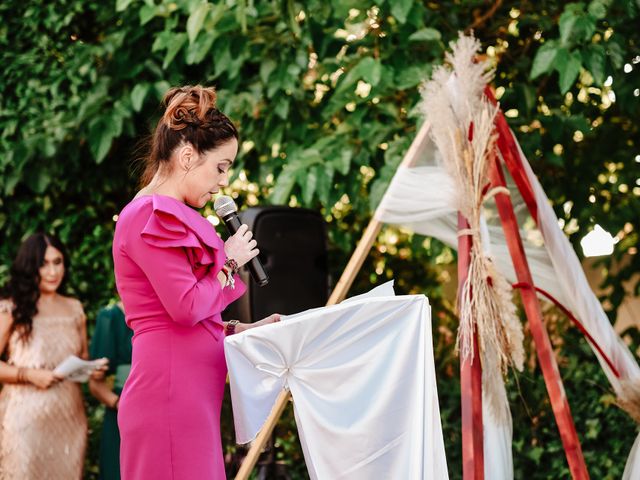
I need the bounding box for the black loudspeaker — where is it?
[222,206,329,324]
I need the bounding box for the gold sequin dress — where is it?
[0,299,87,480]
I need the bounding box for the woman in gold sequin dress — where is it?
[0,233,98,479]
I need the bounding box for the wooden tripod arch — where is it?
[235,108,590,479]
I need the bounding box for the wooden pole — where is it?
[485,85,588,478]
[328,120,432,305]
[488,156,589,479]
[234,389,291,480]
[458,214,485,480]
[327,219,383,305]
[234,121,432,480]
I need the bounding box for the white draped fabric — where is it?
[374,129,640,478]
[225,290,449,480]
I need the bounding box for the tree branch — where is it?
[466,0,504,32]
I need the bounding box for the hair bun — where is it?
[162,85,218,131]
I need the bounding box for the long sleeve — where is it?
[125,236,233,326]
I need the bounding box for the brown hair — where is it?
[0,233,70,342]
[140,85,238,186]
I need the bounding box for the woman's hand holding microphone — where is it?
[222,224,280,334]
[223,224,258,268]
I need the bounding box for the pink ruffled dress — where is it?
[112,194,246,480]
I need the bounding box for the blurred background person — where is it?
[89,300,132,480]
[0,232,103,479]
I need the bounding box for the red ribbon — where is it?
[512,282,621,378]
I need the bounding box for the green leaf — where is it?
[116,0,134,12]
[163,33,187,69]
[271,167,297,205]
[408,28,441,42]
[559,9,579,46]
[394,65,431,90]
[213,37,232,78]
[90,131,113,164]
[316,165,334,205]
[4,172,19,196]
[236,0,247,33]
[208,3,226,27]
[582,44,606,85]
[333,149,352,175]
[186,32,216,64]
[588,0,608,19]
[3,152,27,195]
[606,41,624,69]
[391,0,413,24]
[139,5,157,26]
[187,2,210,44]
[274,97,290,120]
[116,0,133,12]
[130,83,149,112]
[25,168,50,194]
[42,138,56,158]
[573,15,597,42]
[528,446,544,464]
[300,167,317,205]
[286,0,301,37]
[362,59,382,86]
[530,41,559,79]
[556,49,582,93]
[154,81,171,99]
[88,115,122,164]
[260,59,277,84]
[152,31,172,52]
[559,5,596,45]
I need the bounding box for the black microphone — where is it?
[214,196,269,287]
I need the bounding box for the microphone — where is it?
[214,196,269,287]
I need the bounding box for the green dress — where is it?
[90,304,133,480]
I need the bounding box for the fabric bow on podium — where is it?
[224,289,449,479]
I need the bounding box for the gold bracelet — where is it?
[16,367,26,384]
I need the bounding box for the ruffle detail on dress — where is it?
[140,194,226,272]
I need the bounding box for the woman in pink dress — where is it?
[113,85,279,480]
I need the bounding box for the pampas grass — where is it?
[419,33,525,420]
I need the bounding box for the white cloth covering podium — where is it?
[224,283,449,479]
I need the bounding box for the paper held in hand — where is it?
[53,355,107,382]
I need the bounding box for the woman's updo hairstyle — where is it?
[141,85,238,186]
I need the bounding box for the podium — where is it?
[224,291,449,480]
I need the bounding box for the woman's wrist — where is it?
[110,395,120,410]
[16,367,30,385]
[225,319,239,335]
[224,257,239,275]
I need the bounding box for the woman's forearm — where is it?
[89,378,120,409]
[0,361,26,384]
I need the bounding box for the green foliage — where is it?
[529,1,617,93]
[1,0,639,477]
[507,317,640,479]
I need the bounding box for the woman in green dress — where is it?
[89,302,133,480]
